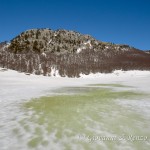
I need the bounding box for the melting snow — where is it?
[50,67,60,77]
[77,40,92,53]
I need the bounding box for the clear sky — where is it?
[0,0,150,50]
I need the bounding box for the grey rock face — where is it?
[8,29,95,53]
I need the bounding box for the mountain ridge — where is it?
[0,28,150,77]
[8,28,136,54]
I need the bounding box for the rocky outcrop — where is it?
[8,29,95,53]
[0,29,150,77]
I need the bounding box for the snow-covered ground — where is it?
[0,68,150,150]
[0,67,150,108]
[0,68,150,101]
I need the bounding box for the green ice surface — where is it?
[16,85,150,150]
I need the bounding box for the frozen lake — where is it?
[0,69,150,150]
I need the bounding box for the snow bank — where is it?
[79,70,150,79]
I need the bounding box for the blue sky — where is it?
[0,0,150,50]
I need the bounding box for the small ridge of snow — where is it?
[77,48,82,53]
[41,52,46,57]
[77,40,92,53]
[122,48,129,51]
[54,33,57,37]
[6,43,10,47]
[145,51,150,54]
[114,46,120,51]
[77,46,86,53]
[39,64,42,73]
[84,40,92,49]
[48,39,52,44]
[79,70,150,79]
[0,43,10,51]
[50,67,60,77]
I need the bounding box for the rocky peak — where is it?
[8,28,94,53]
[8,28,134,55]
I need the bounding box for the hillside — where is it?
[0,28,150,77]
